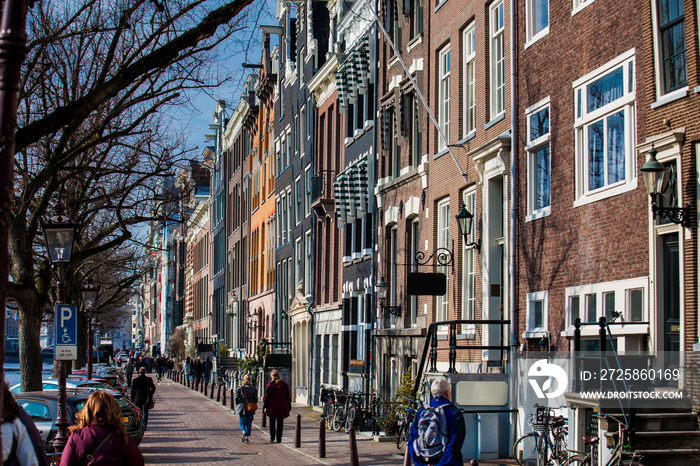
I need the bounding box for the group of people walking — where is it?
[182,356,214,386]
[123,354,175,387]
[235,369,291,444]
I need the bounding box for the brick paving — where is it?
[138,374,406,465]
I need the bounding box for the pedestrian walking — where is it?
[131,367,156,430]
[194,357,204,386]
[407,378,465,466]
[234,374,258,443]
[60,390,144,466]
[262,369,291,443]
[167,358,174,378]
[204,356,213,385]
[155,356,164,382]
[2,381,49,465]
[124,359,135,388]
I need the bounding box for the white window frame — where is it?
[563,277,649,335]
[436,198,450,324]
[651,0,689,102]
[463,24,476,138]
[304,165,311,217]
[526,0,549,46]
[489,1,505,120]
[525,97,551,220]
[573,49,637,207]
[295,237,302,292]
[438,45,451,152]
[572,0,597,15]
[295,176,302,225]
[461,190,476,334]
[304,230,312,296]
[525,290,549,338]
[286,187,293,239]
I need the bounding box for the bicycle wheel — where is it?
[566,455,589,466]
[513,432,539,466]
[332,406,345,431]
[345,407,357,433]
[396,420,409,450]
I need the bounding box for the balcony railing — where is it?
[311,169,335,203]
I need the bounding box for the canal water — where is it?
[4,362,53,387]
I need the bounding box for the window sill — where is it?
[485,112,505,130]
[524,27,549,50]
[571,0,597,16]
[694,86,700,94]
[407,35,423,53]
[523,330,547,339]
[651,87,688,109]
[573,178,637,208]
[434,0,448,13]
[434,148,449,160]
[525,206,551,222]
[560,323,649,337]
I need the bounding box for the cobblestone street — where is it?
[139,375,405,465]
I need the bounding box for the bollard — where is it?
[222,385,227,406]
[204,381,208,397]
[230,389,234,409]
[348,427,359,466]
[294,414,301,448]
[217,383,221,402]
[403,446,412,466]
[318,419,326,458]
[262,409,266,428]
[187,376,190,389]
[209,382,214,399]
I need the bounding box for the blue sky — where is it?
[179,0,279,156]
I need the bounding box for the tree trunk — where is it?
[18,299,43,392]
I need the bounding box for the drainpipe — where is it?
[508,0,519,451]
[367,21,379,397]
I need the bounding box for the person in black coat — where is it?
[130,367,156,430]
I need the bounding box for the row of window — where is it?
[526,276,648,336]
[526,51,637,219]
[275,165,313,248]
[526,0,689,99]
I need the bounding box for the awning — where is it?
[336,35,370,111]
[333,157,369,227]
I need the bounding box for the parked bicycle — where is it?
[513,406,569,466]
[396,398,421,450]
[320,387,341,430]
[566,413,644,466]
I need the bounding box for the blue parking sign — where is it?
[54,304,77,360]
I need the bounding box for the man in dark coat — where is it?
[124,358,135,388]
[131,367,156,430]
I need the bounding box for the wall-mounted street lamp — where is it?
[41,202,78,453]
[641,146,693,228]
[455,205,481,252]
[80,277,99,380]
[375,276,402,317]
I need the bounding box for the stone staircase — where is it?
[602,410,700,466]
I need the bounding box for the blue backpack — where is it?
[412,405,449,464]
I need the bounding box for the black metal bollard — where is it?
[318,419,326,458]
[349,427,359,466]
[222,385,227,406]
[230,389,234,409]
[209,382,214,399]
[262,409,266,428]
[294,414,301,448]
[217,384,221,402]
[204,381,208,397]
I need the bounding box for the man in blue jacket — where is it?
[408,378,466,466]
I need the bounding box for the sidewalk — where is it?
[139,375,405,465]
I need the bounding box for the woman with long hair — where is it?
[262,369,291,443]
[2,380,48,465]
[234,374,258,443]
[60,390,144,466]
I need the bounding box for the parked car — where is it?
[10,379,103,393]
[14,389,144,451]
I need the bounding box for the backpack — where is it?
[412,405,449,465]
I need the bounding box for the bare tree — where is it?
[10,0,262,391]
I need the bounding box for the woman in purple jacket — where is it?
[60,390,144,466]
[262,369,291,443]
